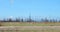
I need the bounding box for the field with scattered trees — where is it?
[0,17,60,26]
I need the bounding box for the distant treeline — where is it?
[0,18,60,23]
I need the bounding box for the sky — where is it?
[0,0,60,20]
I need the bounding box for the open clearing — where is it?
[0,26,60,32]
[1,22,60,26]
[0,22,60,32]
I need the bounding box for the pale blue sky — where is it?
[0,0,60,19]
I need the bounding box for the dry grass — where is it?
[0,30,60,32]
[0,22,60,32]
[0,22,60,26]
[0,26,60,32]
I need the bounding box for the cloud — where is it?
[10,0,14,5]
[8,16,13,19]
[10,0,14,7]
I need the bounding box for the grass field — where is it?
[0,30,60,32]
[1,22,60,26]
[0,26,60,32]
[0,22,60,32]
